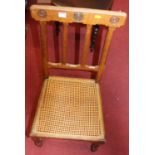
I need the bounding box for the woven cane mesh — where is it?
[31,76,105,141]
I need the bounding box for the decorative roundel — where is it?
[37,9,47,18]
[73,12,84,22]
[110,16,120,24]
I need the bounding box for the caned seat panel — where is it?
[30,76,105,141]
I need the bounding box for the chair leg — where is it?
[90,141,105,152]
[33,137,43,147]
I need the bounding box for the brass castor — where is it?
[33,138,43,147]
[91,143,99,152]
[90,141,105,152]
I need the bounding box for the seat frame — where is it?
[29,5,127,151]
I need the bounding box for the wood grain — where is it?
[48,62,98,71]
[40,21,49,78]
[62,23,69,64]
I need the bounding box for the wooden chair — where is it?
[29,5,127,152]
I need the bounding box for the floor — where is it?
[25,0,129,154]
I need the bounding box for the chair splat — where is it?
[39,21,49,78]
[62,22,69,64]
[81,24,92,66]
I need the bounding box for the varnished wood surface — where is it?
[39,21,49,78]
[48,62,98,71]
[31,5,126,27]
[62,23,69,64]
[96,27,115,81]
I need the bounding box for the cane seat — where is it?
[30,76,105,141]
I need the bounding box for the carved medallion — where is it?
[73,12,83,22]
[38,9,47,18]
[110,16,120,24]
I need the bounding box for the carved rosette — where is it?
[110,16,120,24]
[73,12,84,22]
[38,9,47,18]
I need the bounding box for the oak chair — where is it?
[29,5,127,152]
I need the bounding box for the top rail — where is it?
[30,5,127,27]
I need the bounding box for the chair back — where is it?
[30,5,127,81]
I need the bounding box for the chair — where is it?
[29,5,127,152]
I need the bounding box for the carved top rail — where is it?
[30,5,127,27]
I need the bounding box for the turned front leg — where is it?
[90,141,105,152]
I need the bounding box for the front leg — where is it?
[90,141,105,152]
[33,137,43,147]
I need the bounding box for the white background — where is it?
[130,0,155,154]
[0,0,155,154]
